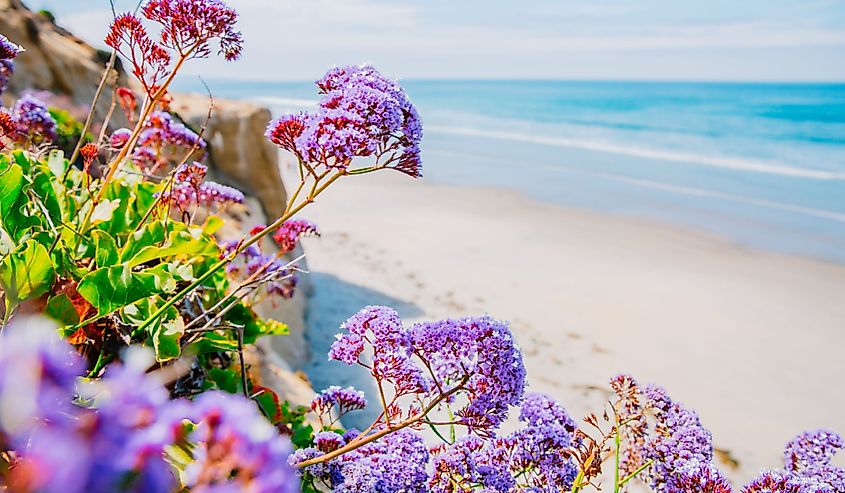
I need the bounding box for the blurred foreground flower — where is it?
[0,317,298,492]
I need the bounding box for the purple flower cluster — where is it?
[409,315,527,434]
[640,384,717,491]
[430,393,578,492]
[294,429,429,493]
[107,0,241,92]
[10,94,58,144]
[666,461,733,493]
[142,0,243,61]
[0,318,298,492]
[221,236,299,299]
[272,219,320,254]
[0,34,20,97]
[266,65,423,177]
[135,111,207,168]
[328,307,526,435]
[159,161,244,212]
[311,386,368,423]
[744,430,845,493]
[183,392,298,492]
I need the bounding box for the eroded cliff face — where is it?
[0,0,129,122]
[1,0,315,406]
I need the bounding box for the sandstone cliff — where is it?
[1,0,315,406]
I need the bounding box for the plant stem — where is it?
[133,170,344,336]
[295,375,470,468]
[614,426,621,493]
[618,460,653,487]
[69,51,117,166]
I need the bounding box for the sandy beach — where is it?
[289,165,845,484]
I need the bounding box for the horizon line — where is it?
[177,76,845,85]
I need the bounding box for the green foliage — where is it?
[48,107,89,157]
[0,149,287,384]
[0,240,55,308]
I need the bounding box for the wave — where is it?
[603,174,845,224]
[427,125,845,181]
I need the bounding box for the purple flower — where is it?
[0,59,14,98]
[184,391,298,493]
[272,219,319,255]
[314,431,346,453]
[297,429,429,493]
[784,430,844,474]
[0,34,22,60]
[667,461,733,493]
[409,315,526,434]
[430,394,577,492]
[110,128,133,149]
[744,430,845,493]
[139,111,206,154]
[11,94,58,144]
[311,386,368,423]
[142,0,244,61]
[640,384,716,491]
[328,306,429,396]
[0,317,82,433]
[197,181,244,207]
[268,65,423,176]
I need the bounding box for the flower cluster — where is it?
[105,13,171,93]
[0,318,298,492]
[266,65,423,177]
[326,306,525,438]
[158,161,244,212]
[142,0,243,61]
[272,219,320,254]
[220,221,312,299]
[106,0,242,93]
[9,94,58,145]
[744,430,845,493]
[183,392,298,492]
[311,386,368,425]
[293,429,429,493]
[0,34,21,98]
[430,393,579,492]
[134,111,207,170]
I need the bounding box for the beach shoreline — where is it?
[288,162,845,484]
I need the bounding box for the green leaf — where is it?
[0,157,39,242]
[91,230,118,268]
[46,150,67,178]
[258,318,289,336]
[30,167,63,225]
[0,157,24,218]
[153,316,184,362]
[90,199,121,224]
[77,264,165,315]
[120,221,166,264]
[122,224,218,268]
[45,293,81,325]
[0,240,56,305]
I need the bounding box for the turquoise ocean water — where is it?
[172,79,845,263]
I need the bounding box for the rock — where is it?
[170,93,287,219]
[0,0,130,124]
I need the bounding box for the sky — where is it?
[24,0,845,82]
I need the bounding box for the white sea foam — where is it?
[427,125,845,181]
[603,174,845,223]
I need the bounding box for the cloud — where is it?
[34,0,845,81]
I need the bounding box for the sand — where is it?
[288,166,845,484]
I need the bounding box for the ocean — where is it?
[172,79,845,263]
